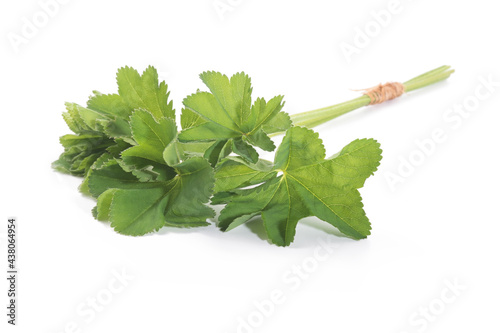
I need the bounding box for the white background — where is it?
[1,0,499,332]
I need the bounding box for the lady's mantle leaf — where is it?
[214,127,382,246]
[178,71,289,163]
[94,157,215,236]
[116,65,175,120]
[54,66,175,177]
[121,109,177,164]
[87,108,215,235]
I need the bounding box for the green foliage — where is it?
[54,66,382,245]
[179,71,289,165]
[85,108,214,236]
[213,127,382,246]
[53,66,174,176]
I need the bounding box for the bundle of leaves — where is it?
[54,66,382,246]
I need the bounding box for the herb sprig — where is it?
[54,65,453,246]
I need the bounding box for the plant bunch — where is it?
[54,65,453,246]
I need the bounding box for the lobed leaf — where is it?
[215,127,382,246]
[178,71,290,165]
[116,66,175,120]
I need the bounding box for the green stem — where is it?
[289,65,455,129]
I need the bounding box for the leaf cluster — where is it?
[54,66,382,246]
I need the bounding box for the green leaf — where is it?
[64,100,132,144]
[163,157,215,224]
[117,66,174,120]
[87,91,132,119]
[95,189,118,221]
[59,133,109,149]
[163,139,185,167]
[178,71,285,155]
[106,139,131,157]
[109,186,170,235]
[214,157,275,193]
[80,153,114,195]
[62,103,94,134]
[121,109,177,164]
[216,127,382,246]
[52,133,114,176]
[231,138,258,164]
[118,156,176,182]
[180,107,206,129]
[65,98,134,143]
[202,140,230,167]
[246,128,276,151]
[199,71,253,129]
[93,157,215,236]
[261,111,292,135]
[99,117,133,143]
[87,158,156,198]
[66,103,112,132]
[246,96,286,134]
